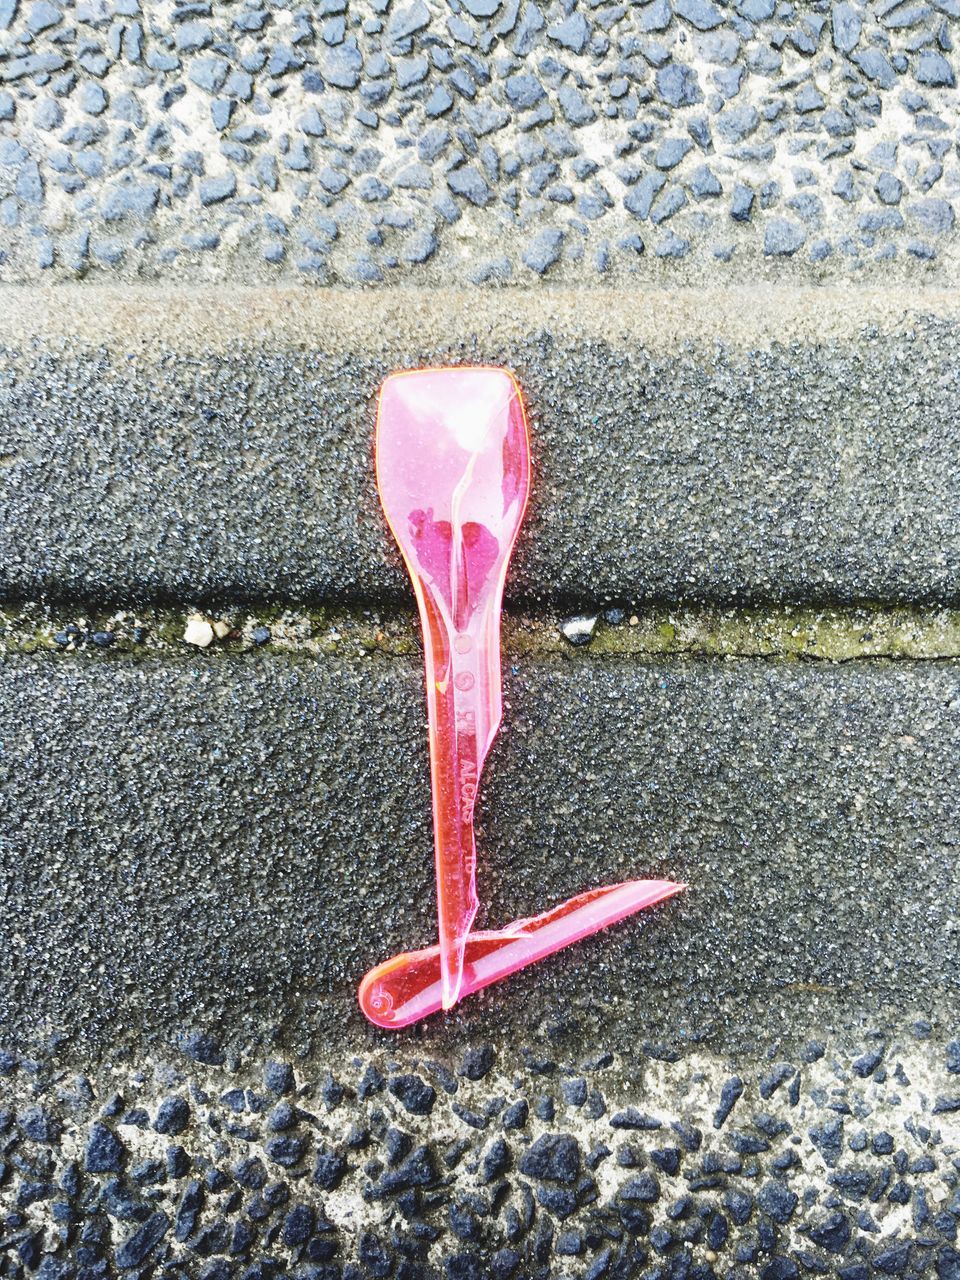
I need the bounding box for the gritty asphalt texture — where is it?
[1,650,957,1061]
[1,0,960,282]
[3,311,960,606]
[0,1030,958,1279]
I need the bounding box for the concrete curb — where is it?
[2,650,957,1058]
[2,286,960,605]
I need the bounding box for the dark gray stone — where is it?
[175,21,211,51]
[624,172,666,219]
[85,1122,124,1173]
[654,136,693,170]
[915,49,955,86]
[324,43,362,88]
[656,63,702,107]
[521,226,563,273]
[386,0,430,42]
[521,1133,582,1184]
[174,1028,221,1068]
[395,54,429,89]
[101,180,159,222]
[875,172,903,205]
[447,164,492,205]
[910,198,955,233]
[188,55,229,92]
[155,1097,190,1135]
[462,0,501,15]
[199,174,237,205]
[758,1179,798,1224]
[318,165,349,194]
[389,1075,436,1115]
[713,1076,744,1128]
[19,1106,61,1143]
[730,182,754,220]
[852,48,897,89]
[831,0,861,50]
[655,230,691,262]
[115,1212,169,1269]
[79,82,107,115]
[504,72,544,109]
[547,11,589,53]
[715,102,759,141]
[688,164,721,198]
[401,228,438,263]
[763,217,805,255]
[425,84,454,116]
[795,82,824,113]
[638,0,672,31]
[674,0,723,30]
[26,0,59,31]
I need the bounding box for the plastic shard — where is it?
[359,879,686,1029]
[361,366,685,1028]
[375,367,530,1010]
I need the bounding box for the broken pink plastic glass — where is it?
[373,366,528,1011]
[360,366,684,1027]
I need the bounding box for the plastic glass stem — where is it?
[374,367,531,1010]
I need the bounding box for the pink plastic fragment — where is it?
[374,366,530,1010]
[359,879,685,1030]
[360,366,684,1028]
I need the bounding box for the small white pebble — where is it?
[560,615,598,647]
[183,615,214,648]
[212,620,232,640]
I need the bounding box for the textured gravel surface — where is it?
[2,293,960,606]
[1,650,957,1059]
[1,0,960,281]
[0,1032,958,1278]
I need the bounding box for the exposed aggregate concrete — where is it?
[1,0,960,281]
[0,1034,958,1278]
[2,297,960,606]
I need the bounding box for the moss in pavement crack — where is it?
[1,602,960,662]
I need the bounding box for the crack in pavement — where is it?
[3,602,960,662]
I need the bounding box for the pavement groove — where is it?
[4,601,960,661]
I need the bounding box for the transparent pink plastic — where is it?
[359,879,684,1030]
[360,366,684,1028]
